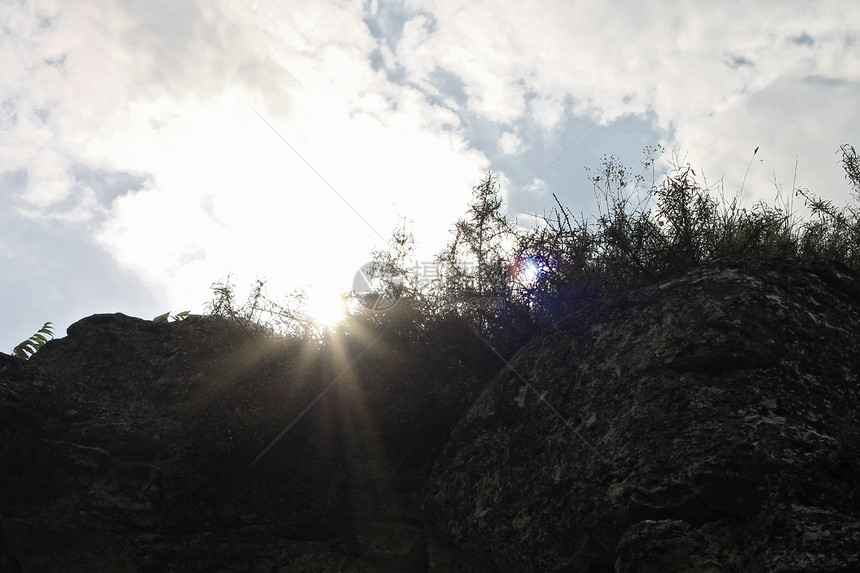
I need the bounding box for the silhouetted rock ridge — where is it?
[1,258,859,571]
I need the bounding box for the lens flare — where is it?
[512,255,547,286]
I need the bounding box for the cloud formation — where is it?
[2,0,859,350]
[393,1,859,197]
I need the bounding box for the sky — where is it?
[2,0,859,352]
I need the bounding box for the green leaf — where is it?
[153,312,171,323]
[13,341,35,359]
[12,321,54,359]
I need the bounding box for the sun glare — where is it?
[511,255,542,286]
[303,288,347,328]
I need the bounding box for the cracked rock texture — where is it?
[423,258,860,572]
[2,258,860,571]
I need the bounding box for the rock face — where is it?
[1,258,859,571]
[0,313,458,572]
[424,258,860,572]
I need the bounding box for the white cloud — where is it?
[514,211,546,231]
[530,93,567,131]
[499,131,522,155]
[523,177,547,198]
[395,0,860,202]
[3,0,860,341]
[674,73,860,206]
[1,0,492,313]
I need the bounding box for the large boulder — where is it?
[423,258,860,572]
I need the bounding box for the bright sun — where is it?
[303,287,346,328]
[512,255,546,287]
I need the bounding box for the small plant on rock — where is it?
[12,322,54,359]
[153,310,191,323]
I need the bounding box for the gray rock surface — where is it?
[424,258,860,572]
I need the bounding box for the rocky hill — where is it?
[2,258,859,572]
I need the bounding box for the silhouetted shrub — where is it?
[194,144,860,471]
